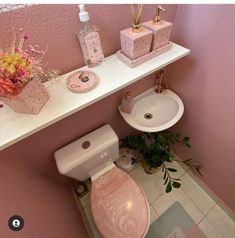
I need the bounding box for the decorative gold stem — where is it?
[136,4,143,25]
[129,5,136,25]
[129,4,143,33]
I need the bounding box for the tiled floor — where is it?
[78,162,235,238]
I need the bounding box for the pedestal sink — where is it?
[119,87,184,132]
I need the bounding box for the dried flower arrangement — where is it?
[0,28,58,99]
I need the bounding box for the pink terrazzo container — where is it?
[142,20,173,50]
[120,27,152,60]
[0,76,49,114]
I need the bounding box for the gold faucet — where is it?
[155,69,168,93]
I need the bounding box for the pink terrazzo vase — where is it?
[142,20,173,51]
[0,76,49,114]
[120,27,152,60]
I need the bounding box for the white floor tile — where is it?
[129,162,185,204]
[152,188,205,224]
[149,205,159,225]
[199,217,223,238]
[180,172,216,214]
[129,165,165,203]
[206,205,235,238]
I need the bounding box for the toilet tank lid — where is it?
[54,124,119,174]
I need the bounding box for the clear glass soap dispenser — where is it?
[77,4,104,67]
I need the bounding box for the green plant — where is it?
[120,131,202,193]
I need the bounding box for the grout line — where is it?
[201,203,217,220]
[178,187,206,224]
[179,185,228,238]
[199,204,225,238]
[179,170,187,178]
[149,166,186,206]
[195,204,216,225]
[152,205,160,217]
[197,203,216,225]
[149,190,165,206]
[180,173,217,216]
[150,188,225,237]
[174,153,235,222]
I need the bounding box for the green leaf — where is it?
[166,181,172,193]
[172,181,181,188]
[183,158,192,162]
[196,166,203,176]
[164,176,169,185]
[172,178,181,181]
[167,168,177,172]
[182,137,191,147]
[163,170,167,180]
[175,132,181,140]
[183,137,190,142]
[185,142,191,148]
[163,156,172,162]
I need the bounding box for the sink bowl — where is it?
[119,87,184,132]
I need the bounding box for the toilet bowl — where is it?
[54,124,150,237]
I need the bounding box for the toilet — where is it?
[54,124,150,238]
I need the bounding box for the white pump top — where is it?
[79,4,89,22]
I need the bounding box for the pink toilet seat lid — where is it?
[91,167,149,238]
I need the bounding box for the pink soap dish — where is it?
[117,42,173,68]
[66,70,98,93]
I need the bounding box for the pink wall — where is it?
[0,4,178,237]
[167,5,235,211]
[0,4,177,73]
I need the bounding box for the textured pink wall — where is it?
[0,77,156,238]
[0,4,177,73]
[167,5,235,211]
[0,4,178,237]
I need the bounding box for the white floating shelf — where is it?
[0,43,190,150]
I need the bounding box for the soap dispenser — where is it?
[120,92,134,114]
[77,4,104,67]
[142,6,173,51]
[120,4,152,60]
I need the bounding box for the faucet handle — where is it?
[156,69,166,79]
[155,69,168,93]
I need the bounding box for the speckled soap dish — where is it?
[66,70,98,93]
[117,41,173,68]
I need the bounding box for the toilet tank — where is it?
[54,124,119,181]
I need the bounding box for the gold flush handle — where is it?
[153,6,167,24]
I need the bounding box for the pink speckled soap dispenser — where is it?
[120,92,134,114]
[142,6,173,51]
[120,4,152,60]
